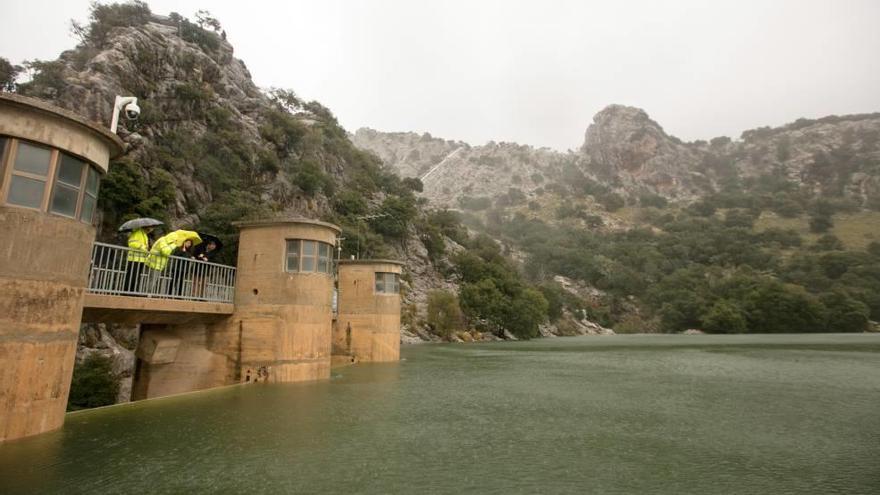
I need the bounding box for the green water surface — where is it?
[1,334,878,494]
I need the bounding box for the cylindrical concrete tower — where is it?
[333,260,403,363]
[0,93,123,442]
[231,218,341,383]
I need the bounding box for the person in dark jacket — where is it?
[191,240,219,298]
[170,239,195,297]
[193,240,219,262]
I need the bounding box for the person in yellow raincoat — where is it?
[124,226,154,293]
[148,230,201,295]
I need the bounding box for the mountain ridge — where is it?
[353,104,880,220]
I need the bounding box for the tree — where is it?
[724,209,757,229]
[371,196,417,240]
[70,1,152,48]
[195,9,222,32]
[701,300,747,334]
[0,57,22,91]
[598,192,625,212]
[742,281,826,333]
[459,279,507,331]
[402,177,423,192]
[809,214,833,233]
[821,291,869,333]
[293,160,330,196]
[426,290,464,339]
[503,288,549,339]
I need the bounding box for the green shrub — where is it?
[821,291,869,332]
[67,354,119,411]
[71,1,152,48]
[639,193,668,209]
[701,300,747,334]
[426,290,464,339]
[293,160,330,196]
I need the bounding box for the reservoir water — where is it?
[1,334,878,494]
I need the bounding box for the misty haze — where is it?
[0,1,878,494]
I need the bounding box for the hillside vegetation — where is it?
[356,103,880,335]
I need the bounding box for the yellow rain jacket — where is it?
[126,228,150,263]
[147,230,201,271]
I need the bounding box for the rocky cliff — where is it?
[354,105,880,214]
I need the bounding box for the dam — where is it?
[0,93,403,442]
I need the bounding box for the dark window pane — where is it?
[81,195,97,223]
[375,273,385,293]
[317,257,329,273]
[57,154,85,187]
[14,142,51,176]
[85,166,100,195]
[0,137,7,159]
[7,175,46,208]
[50,184,78,217]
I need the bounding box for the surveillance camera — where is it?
[124,102,141,120]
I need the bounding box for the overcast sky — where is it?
[2,0,879,150]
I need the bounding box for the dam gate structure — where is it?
[0,94,404,442]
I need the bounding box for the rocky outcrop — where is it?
[77,323,139,403]
[352,128,569,209]
[355,106,880,208]
[580,104,704,199]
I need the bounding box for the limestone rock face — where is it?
[355,106,880,209]
[581,104,704,199]
[352,128,569,208]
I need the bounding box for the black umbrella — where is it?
[118,217,164,232]
[197,233,224,252]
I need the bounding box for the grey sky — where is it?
[2,0,879,150]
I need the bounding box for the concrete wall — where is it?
[131,324,233,400]
[0,93,122,172]
[231,220,341,383]
[334,261,403,363]
[129,219,342,397]
[0,94,118,442]
[0,207,95,441]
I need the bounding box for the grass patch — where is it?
[754,211,880,251]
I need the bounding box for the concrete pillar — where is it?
[230,218,341,383]
[333,260,403,362]
[0,93,122,442]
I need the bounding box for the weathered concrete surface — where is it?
[230,219,340,384]
[0,207,95,442]
[334,260,403,363]
[82,293,233,325]
[129,219,342,399]
[131,324,230,400]
[0,92,123,172]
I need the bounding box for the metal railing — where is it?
[87,242,236,303]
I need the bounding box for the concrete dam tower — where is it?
[231,219,342,382]
[0,93,123,441]
[334,260,403,362]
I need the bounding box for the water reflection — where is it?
[0,335,878,494]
